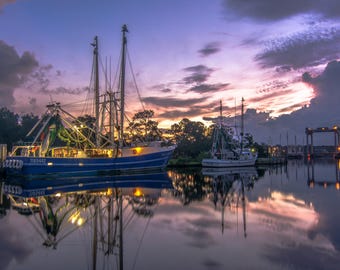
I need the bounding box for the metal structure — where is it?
[305,126,340,158]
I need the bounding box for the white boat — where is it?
[202,99,257,168]
[3,25,175,177]
[202,166,258,178]
[202,166,258,236]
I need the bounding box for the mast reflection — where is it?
[2,171,173,270]
[202,167,258,237]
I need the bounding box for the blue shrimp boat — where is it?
[2,25,175,178]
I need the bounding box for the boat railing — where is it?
[10,145,41,157]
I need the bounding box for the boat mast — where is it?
[118,25,128,148]
[92,36,100,147]
[240,97,244,152]
[219,100,224,158]
[241,178,247,238]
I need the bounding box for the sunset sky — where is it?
[0,0,339,144]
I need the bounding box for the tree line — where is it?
[0,107,266,160]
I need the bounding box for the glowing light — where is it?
[336,182,340,190]
[134,188,143,197]
[69,212,80,224]
[133,147,143,154]
[77,218,84,226]
[47,162,53,166]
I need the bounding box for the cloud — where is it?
[25,64,52,91]
[141,96,229,120]
[256,80,290,94]
[0,221,33,269]
[143,96,206,108]
[248,89,294,104]
[255,26,340,69]
[202,258,223,269]
[160,88,172,93]
[159,108,205,119]
[157,101,225,120]
[303,60,340,99]
[188,83,230,94]
[0,0,16,12]
[263,243,339,270]
[39,86,89,95]
[242,60,340,144]
[276,102,308,114]
[198,42,221,57]
[0,40,38,109]
[182,65,215,84]
[222,0,340,21]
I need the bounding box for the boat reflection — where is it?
[202,167,258,237]
[1,171,172,270]
[307,159,340,189]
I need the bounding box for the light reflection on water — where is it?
[1,160,340,270]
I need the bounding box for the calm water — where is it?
[1,160,340,270]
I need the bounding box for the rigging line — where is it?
[131,203,159,270]
[95,41,119,94]
[61,99,91,108]
[98,54,111,92]
[25,213,47,241]
[58,112,96,148]
[81,53,96,117]
[126,48,145,111]
[56,216,92,245]
[122,202,136,230]
[59,107,115,146]
[98,53,120,96]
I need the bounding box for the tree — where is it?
[0,107,20,149]
[18,113,40,141]
[243,133,255,148]
[171,118,211,159]
[127,110,161,142]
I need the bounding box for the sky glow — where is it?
[0,0,339,143]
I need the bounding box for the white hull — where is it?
[202,166,257,176]
[201,157,256,168]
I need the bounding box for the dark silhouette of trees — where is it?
[19,113,40,141]
[0,107,260,160]
[127,110,162,143]
[171,118,212,159]
[0,108,40,150]
[0,108,19,149]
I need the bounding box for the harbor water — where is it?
[1,159,340,270]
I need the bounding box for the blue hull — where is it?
[3,148,174,178]
[3,171,173,198]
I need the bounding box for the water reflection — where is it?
[202,167,258,236]
[307,159,340,189]
[1,171,172,270]
[1,162,340,270]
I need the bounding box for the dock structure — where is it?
[305,126,340,158]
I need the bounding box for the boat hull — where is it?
[3,171,173,198]
[3,147,174,178]
[201,157,256,168]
